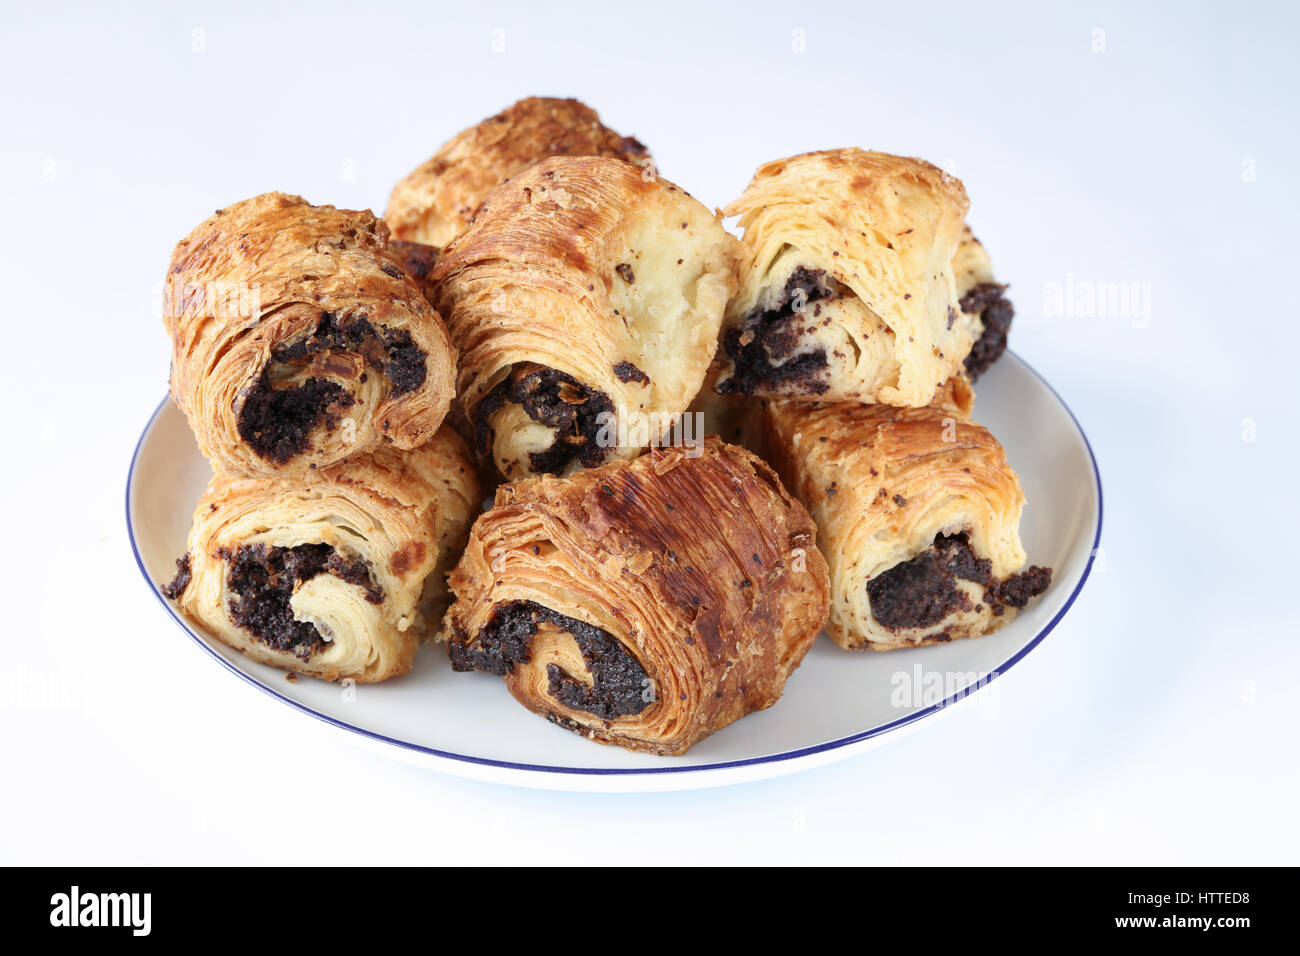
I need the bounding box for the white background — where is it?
[2,0,1295,863]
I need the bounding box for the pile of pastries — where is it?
[159,96,1050,756]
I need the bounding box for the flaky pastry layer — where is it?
[757,394,1050,651]
[444,437,829,755]
[386,96,650,247]
[433,156,741,481]
[716,149,971,407]
[165,192,456,477]
[163,428,479,682]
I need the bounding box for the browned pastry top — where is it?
[164,192,456,476]
[386,96,649,247]
[166,192,434,338]
[445,437,830,754]
[758,393,1039,650]
[430,154,739,481]
[489,439,820,666]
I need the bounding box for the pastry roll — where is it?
[952,226,1015,380]
[386,96,651,248]
[160,428,480,682]
[432,156,742,482]
[757,391,1050,651]
[443,437,830,755]
[164,193,456,477]
[715,149,972,407]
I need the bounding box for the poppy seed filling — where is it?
[161,554,192,600]
[961,283,1014,381]
[473,366,615,475]
[450,600,651,721]
[237,311,427,464]
[867,533,1051,631]
[718,267,836,396]
[222,543,384,660]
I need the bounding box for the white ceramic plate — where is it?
[127,352,1101,792]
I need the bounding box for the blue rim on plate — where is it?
[127,352,1102,777]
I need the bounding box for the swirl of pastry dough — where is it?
[432,156,741,481]
[164,192,456,477]
[443,437,829,755]
[756,389,1050,651]
[160,428,479,682]
[716,149,971,407]
[386,96,651,248]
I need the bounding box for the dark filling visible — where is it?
[449,600,651,721]
[388,240,439,303]
[272,312,427,396]
[613,360,649,385]
[867,534,986,630]
[987,565,1053,610]
[961,283,1014,381]
[867,533,1051,631]
[472,365,615,475]
[236,311,428,464]
[237,375,353,465]
[718,266,837,396]
[161,554,192,599]
[223,543,384,661]
[388,240,438,283]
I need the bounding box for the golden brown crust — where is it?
[167,428,480,682]
[386,97,650,247]
[432,155,741,482]
[443,437,830,755]
[716,149,971,407]
[165,193,456,477]
[757,397,1040,651]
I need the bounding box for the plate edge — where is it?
[124,351,1104,782]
